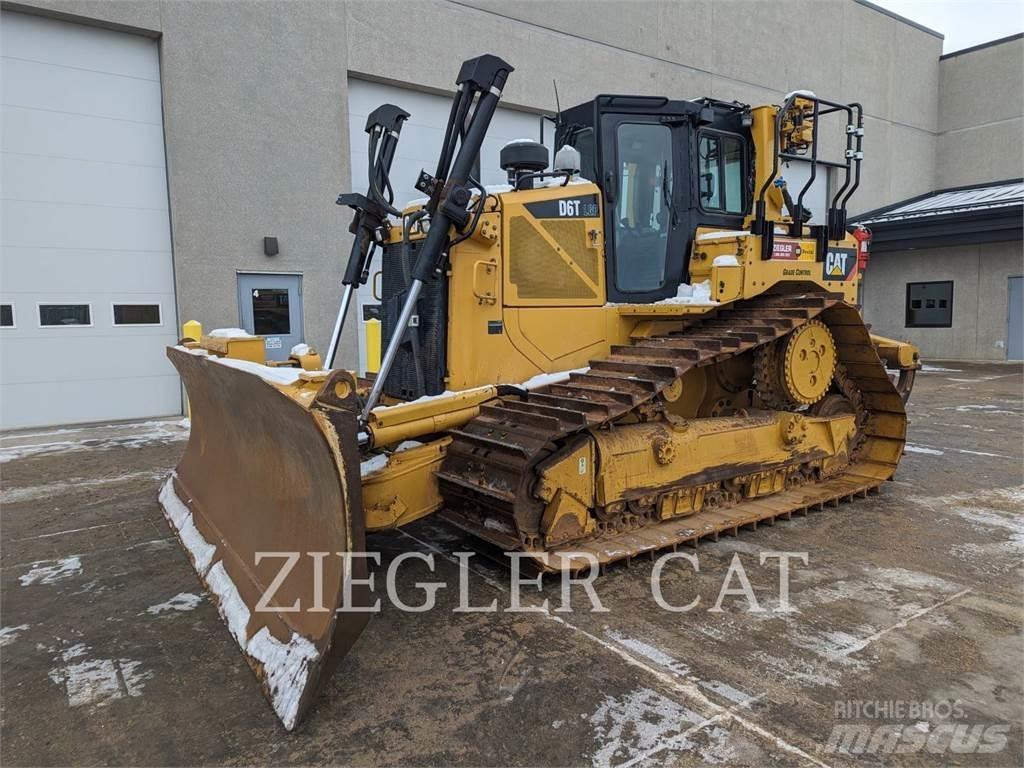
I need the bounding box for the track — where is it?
[436,292,908,568]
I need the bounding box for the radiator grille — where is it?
[380,239,447,400]
[508,216,598,300]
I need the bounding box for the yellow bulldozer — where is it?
[161,54,920,730]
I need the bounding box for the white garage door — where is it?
[346,78,551,373]
[1,12,179,430]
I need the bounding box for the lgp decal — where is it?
[524,194,600,219]
[823,247,857,281]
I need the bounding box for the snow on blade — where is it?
[159,477,320,731]
[370,385,494,414]
[159,476,215,575]
[246,627,319,731]
[210,356,306,386]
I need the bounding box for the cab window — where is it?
[614,122,673,292]
[698,132,745,214]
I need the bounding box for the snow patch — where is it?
[589,687,708,767]
[146,592,203,615]
[785,89,817,100]
[0,420,188,464]
[290,343,311,357]
[360,453,390,477]
[604,629,691,677]
[520,367,590,391]
[19,556,82,586]
[712,254,740,267]
[0,624,29,647]
[47,644,152,708]
[697,230,750,241]
[653,280,717,306]
[210,356,306,386]
[1,469,166,505]
[159,476,215,575]
[537,176,591,188]
[208,327,251,338]
[370,385,494,414]
[904,444,944,456]
[921,365,961,373]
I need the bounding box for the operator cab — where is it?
[555,96,752,303]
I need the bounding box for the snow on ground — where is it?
[47,643,152,708]
[904,444,944,456]
[0,419,189,464]
[146,593,203,615]
[18,557,82,586]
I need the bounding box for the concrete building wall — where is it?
[4,0,945,374]
[862,241,1024,360]
[936,35,1024,189]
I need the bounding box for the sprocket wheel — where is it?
[756,320,837,408]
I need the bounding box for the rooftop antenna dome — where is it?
[500,139,549,189]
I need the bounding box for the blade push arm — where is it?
[326,104,411,369]
[361,54,513,419]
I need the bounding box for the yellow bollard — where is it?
[182,319,202,343]
[181,320,202,419]
[365,318,382,374]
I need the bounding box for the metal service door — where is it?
[1008,276,1022,361]
[237,273,303,361]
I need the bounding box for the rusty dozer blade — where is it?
[160,346,370,730]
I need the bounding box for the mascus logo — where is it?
[823,247,856,280]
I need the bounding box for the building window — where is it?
[251,288,291,335]
[906,281,953,328]
[0,304,13,328]
[113,303,161,326]
[39,304,91,327]
[698,131,745,214]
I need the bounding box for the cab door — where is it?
[600,114,686,304]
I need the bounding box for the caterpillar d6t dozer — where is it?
[160,54,920,729]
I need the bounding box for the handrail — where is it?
[752,93,864,249]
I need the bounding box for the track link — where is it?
[436,292,908,566]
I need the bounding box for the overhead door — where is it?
[346,78,551,373]
[0,11,179,429]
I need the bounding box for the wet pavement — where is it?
[2,362,1021,766]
